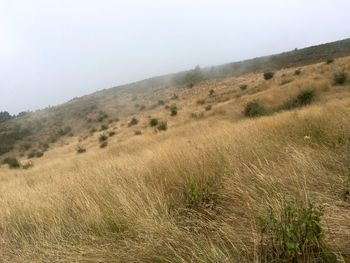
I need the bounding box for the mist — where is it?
[1,0,349,114]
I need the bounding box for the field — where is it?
[0,51,350,261]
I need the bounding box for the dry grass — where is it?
[0,57,350,262]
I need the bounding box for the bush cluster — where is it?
[244,101,267,117]
[263,72,274,80]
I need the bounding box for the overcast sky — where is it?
[1,0,350,114]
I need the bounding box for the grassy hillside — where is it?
[0,40,350,262]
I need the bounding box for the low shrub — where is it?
[22,161,33,170]
[157,121,167,131]
[205,105,212,111]
[294,69,301,75]
[279,89,315,110]
[99,134,108,142]
[170,106,177,116]
[257,202,333,262]
[244,101,267,117]
[27,150,44,159]
[171,94,178,100]
[280,79,293,85]
[197,99,205,105]
[108,131,116,137]
[240,84,247,90]
[76,146,86,154]
[100,141,108,148]
[128,118,138,127]
[209,89,215,96]
[2,157,20,169]
[134,130,142,135]
[100,124,108,131]
[158,100,165,105]
[150,118,158,127]
[263,72,274,80]
[333,72,347,85]
[326,58,334,64]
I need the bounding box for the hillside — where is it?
[0,39,350,262]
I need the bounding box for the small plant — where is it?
[333,72,347,85]
[257,202,332,262]
[150,118,159,127]
[100,124,108,131]
[209,89,215,96]
[205,105,212,111]
[2,157,20,169]
[294,69,301,75]
[326,58,334,64]
[244,101,266,117]
[99,134,108,142]
[170,106,177,116]
[182,177,216,209]
[134,130,142,135]
[279,89,315,110]
[188,83,194,89]
[76,146,86,154]
[90,128,97,135]
[100,141,108,148]
[128,118,138,127]
[197,99,205,105]
[171,94,178,100]
[109,131,116,137]
[263,72,274,80]
[158,100,165,105]
[240,84,247,90]
[157,121,167,131]
[22,161,33,170]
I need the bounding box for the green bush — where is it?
[76,146,86,154]
[128,118,138,127]
[257,202,333,262]
[182,177,217,209]
[244,101,266,117]
[333,72,347,85]
[22,161,33,170]
[326,58,334,64]
[197,99,205,105]
[99,134,108,142]
[109,131,116,137]
[170,106,177,116]
[279,89,315,110]
[100,141,108,148]
[158,100,165,105]
[294,69,301,75]
[240,84,248,90]
[205,105,212,111]
[100,124,108,131]
[157,121,167,131]
[27,150,44,159]
[2,157,20,169]
[150,118,159,127]
[209,89,215,96]
[263,72,274,80]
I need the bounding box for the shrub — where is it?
[257,202,332,262]
[205,105,212,111]
[36,152,44,158]
[157,121,167,131]
[188,83,194,89]
[27,150,44,159]
[139,105,146,111]
[134,130,142,135]
[22,161,33,170]
[209,89,215,96]
[170,106,177,116]
[263,72,274,80]
[100,124,108,131]
[57,126,72,136]
[333,72,347,85]
[280,89,315,110]
[158,100,165,105]
[109,131,116,137]
[150,118,158,127]
[171,94,178,100]
[100,141,108,148]
[90,128,97,135]
[76,146,86,154]
[326,58,334,64]
[280,79,293,85]
[0,111,12,123]
[197,99,205,105]
[128,118,138,127]
[182,177,217,209]
[294,69,301,75]
[240,84,247,90]
[99,134,108,142]
[244,101,266,117]
[2,157,20,169]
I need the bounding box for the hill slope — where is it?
[0,39,350,262]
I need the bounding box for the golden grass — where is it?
[0,57,350,262]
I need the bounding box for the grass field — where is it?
[0,55,350,262]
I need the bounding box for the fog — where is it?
[1,0,349,114]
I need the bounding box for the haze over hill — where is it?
[1,0,350,114]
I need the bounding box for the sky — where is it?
[1,0,350,114]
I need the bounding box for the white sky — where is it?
[1,0,350,114]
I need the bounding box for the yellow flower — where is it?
[304,135,311,140]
